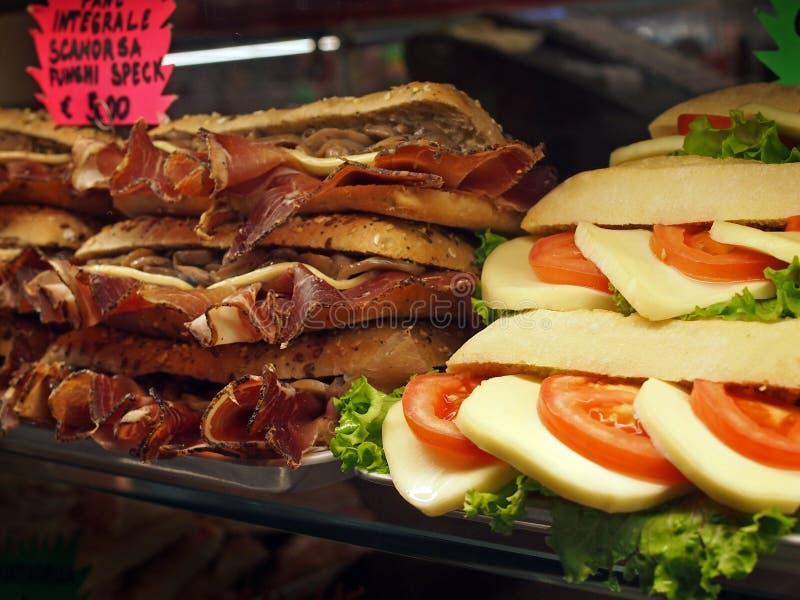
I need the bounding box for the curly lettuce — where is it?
[474,229,509,270]
[679,110,800,163]
[684,258,800,321]
[465,478,796,599]
[329,377,403,473]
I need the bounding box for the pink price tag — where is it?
[27,0,177,126]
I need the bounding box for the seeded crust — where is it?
[0,204,96,249]
[522,155,800,234]
[43,322,474,391]
[648,83,800,138]
[447,309,800,391]
[0,108,118,149]
[149,82,505,153]
[75,213,478,273]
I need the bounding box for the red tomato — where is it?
[528,232,611,293]
[676,113,733,135]
[691,380,800,469]
[538,375,688,485]
[787,216,800,232]
[650,224,787,282]
[401,373,494,463]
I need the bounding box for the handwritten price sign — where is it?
[27,0,177,125]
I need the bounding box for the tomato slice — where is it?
[401,373,494,463]
[650,224,787,282]
[528,232,611,293]
[787,216,800,232]
[691,380,800,469]
[677,113,733,135]
[538,375,688,485]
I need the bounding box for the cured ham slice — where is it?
[200,368,329,465]
[189,266,477,347]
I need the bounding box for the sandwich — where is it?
[0,108,121,216]
[477,83,800,324]
[3,82,544,468]
[329,84,800,599]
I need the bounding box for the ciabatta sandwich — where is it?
[480,85,800,323]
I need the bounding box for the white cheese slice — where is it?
[738,103,800,141]
[574,223,775,320]
[608,135,684,166]
[709,221,800,264]
[634,378,800,514]
[481,237,616,312]
[455,375,689,513]
[382,402,516,517]
[80,264,195,290]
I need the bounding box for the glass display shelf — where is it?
[2,424,799,600]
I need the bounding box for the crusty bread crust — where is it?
[150,82,505,152]
[300,186,522,235]
[648,83,800,138]
[113,185,521,234]
[447,309,800,390]
[0,204,96,249]
[43,322,473,390]
[75,213,477,273]
[0,108,118,147]
[522,155,800,234]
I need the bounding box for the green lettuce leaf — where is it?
[609,283,636,316]
[679,110,800,163]
[474,229,509,270]
[329,377,403,473]
[463,475,555,535]
[548,494,796,599]
[684,258,800,321]
[470,297,520,326]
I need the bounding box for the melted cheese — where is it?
[382,402,516,517]
[609,136,684,166]
[481,237,616,311]
[210,262,377,290]
[709,221,800,263]
[634,378,800,514]
[0,151,71,165]
[80,265,195,290]
[151,139,376,176]
[574,223,775,320]
[455,375,689,512]
[0,248,22,262]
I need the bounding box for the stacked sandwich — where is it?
[344,83,800,598]
[1,83,554,465]
[0,110,124,429]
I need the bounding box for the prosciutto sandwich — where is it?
[4,82,543,466]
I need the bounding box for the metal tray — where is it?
[355,468,800,551]
[0,424,351,495]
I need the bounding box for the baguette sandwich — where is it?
[0,108,121,216]
[3,83,540,467]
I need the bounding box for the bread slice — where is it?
[75,213,477,273]
[447,309,800,390]
[149,82,505,154]
[521,155,800,234]
[0,108,117,151]
[0,204,96,249]
[648,83,800,138]
[43,322,473,391]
